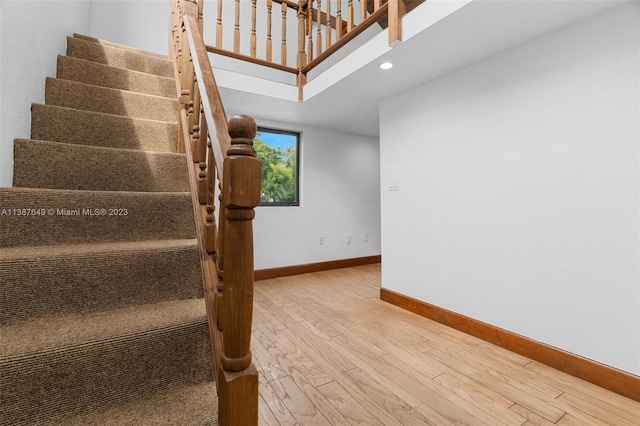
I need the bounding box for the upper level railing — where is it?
[206,0,414,99]
[169,1,261,424]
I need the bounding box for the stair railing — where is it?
[169,1,260,424]
[206,0,409,100]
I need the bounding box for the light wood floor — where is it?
[252,264,639,425]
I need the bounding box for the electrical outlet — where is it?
[346,234,352,244]
[363,233,368,242]
[319,236,324,245]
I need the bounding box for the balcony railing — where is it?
[206,0,415,99]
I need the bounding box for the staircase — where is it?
[0,34,217,425]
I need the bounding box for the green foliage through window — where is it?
[253,127,299,206]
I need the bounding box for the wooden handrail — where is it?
[170,1,260,425]
[206,45,299,75]
[183,14,229,176]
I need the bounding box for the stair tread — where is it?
[0,187,196,247]
[73,33,170,60]
[31,103,178,152]
[0,298,207,358]
[46,75,175,102]
[57,55,176,98]
[13,139,190,192]
[0,186,191,197]
[33,102,179,126]
[0,238,197,261]
[16,138,186,157]
[67,36,173,78]
[45,77,177,122]
[63,381,218,426]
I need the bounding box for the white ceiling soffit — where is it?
[215,0,627,138]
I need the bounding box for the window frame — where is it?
[255,126,300,207]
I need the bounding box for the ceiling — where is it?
[216,0,626,138]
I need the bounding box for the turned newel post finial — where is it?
[227,115,257,157]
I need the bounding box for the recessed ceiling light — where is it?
[379,62,393,70]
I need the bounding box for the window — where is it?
[253,127,300,206]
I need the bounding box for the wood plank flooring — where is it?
[252,264,640,425]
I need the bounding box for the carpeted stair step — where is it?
[13,139,190,192]
[0,187,195,247]
[0,299,213,425]
[57,55,176,98]
[73,33,169,59]
[66,36,173,78]
[31,104,178,152]
[63,381,218,426]
[1,33,218,425]
[45,77,177,122]
[0,239,202,326]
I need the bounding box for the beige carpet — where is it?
[0,34,217,425]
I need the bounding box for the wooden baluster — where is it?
[197,0,204,33]
[192,75,201,138]
[198,107,208,164]
[325,0,331,49]
[197,109,208,204]
[216,0,223,48]
[336,0,343,40]
[316,0,322,57]
[192,122,201,163]
[175,21,184,150]
[215,147,225,330]
[188,71,198,138]
[307,2,314,62]
[375,0,381,12]
[198,148,207,204]
[234,0,240,53]
[347,0,354,32]
[178,23,191,153]
[205,138,217,253]
[186,58,195,154]
[281,1,288,66]
[297,3,307,68]
[221,115,261,373]
[360,0,366,22]
[216,176,226,280]
[251,0,257,57]
[266,0,273,62]
[179,24,188,103]
[215,175,225,331]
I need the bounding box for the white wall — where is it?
[380,2,639,375]
[0,0,170,188]
[239,116,381,270]
[0,0,92,187]
[88,0,169,56]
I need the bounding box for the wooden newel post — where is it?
[297,1,307,69]
[220,115,261,372]
[388,0,407,46]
